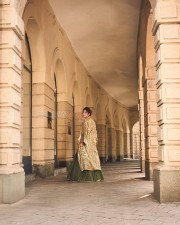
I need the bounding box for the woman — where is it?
[67,107,104,182]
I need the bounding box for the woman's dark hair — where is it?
[83,107,92,115]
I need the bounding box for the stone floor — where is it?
[0,160,180,225]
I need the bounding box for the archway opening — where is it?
[132,122,140,159]
[22,33,32,175]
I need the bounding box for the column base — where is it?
[66,159,73,168]
[100,157,106,163]
[0,172,25,204]
[112,156,116,162]
[154,168,180,202]
[107,156,112,162]
[120,155,124,160]
[145,160,159,180]
[33,163,54,178]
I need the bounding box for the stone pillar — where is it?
[120,130,124,159]
[143,68,158,180]
[74,109,83,152]
[111,128,116,162]
[130,130,133,158]
[107,127,112,161]
[124,132,130,158]
[57,101,73,167]
[153,0,180,202]
[123,133,127,158]
[132,123,140,159]
[116,130,120,161]
[0,1,25,203]
[127,132,131,158]
[97,124,106,163]
[139,90,145,172]
[32,83,55,177]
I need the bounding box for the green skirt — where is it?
[67,153,104,182]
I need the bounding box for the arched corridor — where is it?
[0,0,180,204]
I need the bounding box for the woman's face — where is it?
[82,110,90,118]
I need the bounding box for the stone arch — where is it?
[84,87,92,108]
[52,58,67,101]
[138,0,157,176]
[149,0,156,10]
[114,112,120,130]
[23,3,46,77]
[50,49,68,166]
[85,94,92,108]
[19,0,28,18]
[72,81,82,111]
[122,116,128,133]
[96,103,102,124]
[50,47,67,96]
[131,116,139,132]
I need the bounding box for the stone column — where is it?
[123,133,127,158]
[97,124,106,163]
[127,132,131,158]
[143,68,158,180]
[111,128,116,162]
[130,130,133,158]
[139,90,145,172]
[153,0,180,202]
[0,1,25,203]
[116,130,120,161]
[124,132,130,158]
[74,109,83,152]
[57,101,73,167]
[107,127,112,161]
[120,130,124,159]
[32,83,55,177]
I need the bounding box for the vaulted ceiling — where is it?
[49,0,142,107]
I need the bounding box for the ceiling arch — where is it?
[49,0,142,107]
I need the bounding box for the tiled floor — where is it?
[0,160,180,225]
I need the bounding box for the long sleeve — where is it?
[78,122,84,144]
[88,119,98,145]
